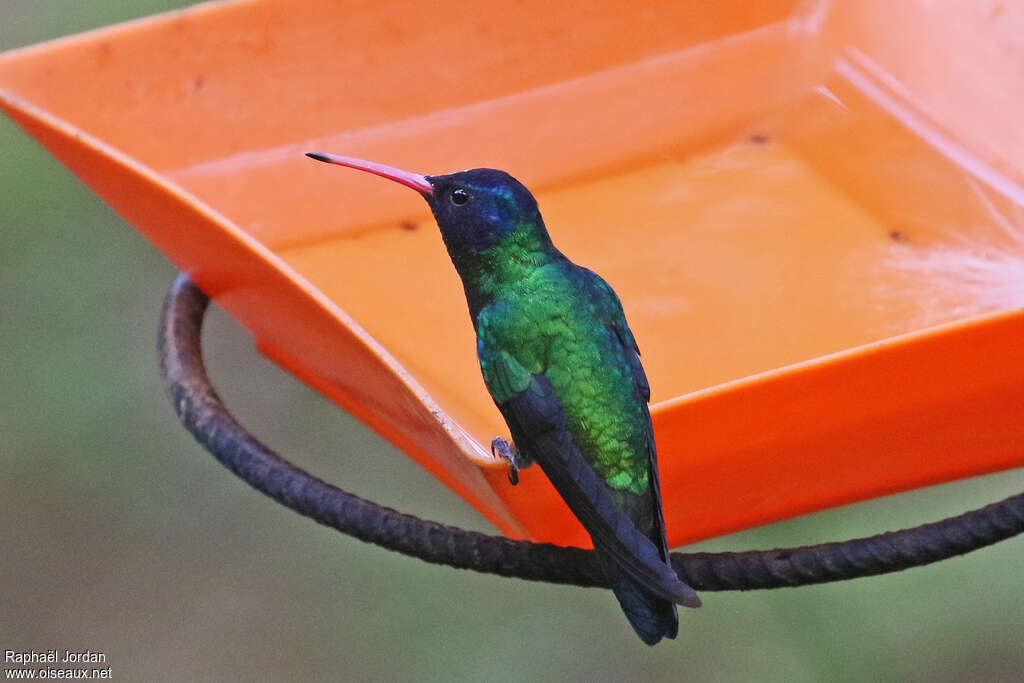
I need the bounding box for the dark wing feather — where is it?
[496,373,697,606]
[578,267,700,608]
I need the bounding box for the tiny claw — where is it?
[491,437,520,485]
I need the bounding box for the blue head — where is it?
[305,153,551,256]
[424,168,545,252]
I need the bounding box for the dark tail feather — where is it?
[598,551,678,646]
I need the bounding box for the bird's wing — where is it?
[577,273,667,528]
[482,344,696,605]
[576,268,700,608]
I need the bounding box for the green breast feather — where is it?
[476,264,651,495]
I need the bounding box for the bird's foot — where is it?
[491,437,530,485]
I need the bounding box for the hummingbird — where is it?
[306,153,701,644]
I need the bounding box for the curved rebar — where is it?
[159,272,1024,592]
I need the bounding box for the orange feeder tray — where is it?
[2,0,1023,548]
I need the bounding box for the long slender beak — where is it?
[305,152,434,196]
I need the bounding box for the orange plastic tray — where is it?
[2,0,1023,547]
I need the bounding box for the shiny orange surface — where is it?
[2,0,1023,546]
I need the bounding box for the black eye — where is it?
[450,187,469,205]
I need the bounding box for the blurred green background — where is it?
[2,2,1023,681]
